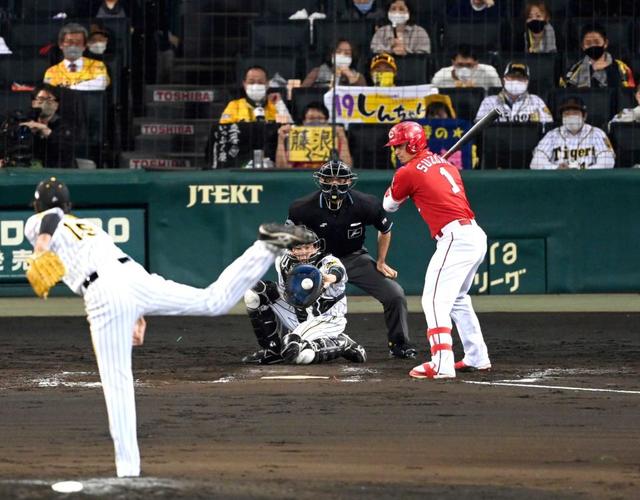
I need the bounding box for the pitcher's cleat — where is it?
[454,360,492,372]
[409,362,455,379]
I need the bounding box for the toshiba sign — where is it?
[153,90,215,102]
[141,124,195,135]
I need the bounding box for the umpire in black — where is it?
[287,160,416,359]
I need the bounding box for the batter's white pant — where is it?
[83,241,276,477]
[421,220,490,368]
[269,298,347,364]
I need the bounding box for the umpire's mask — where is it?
[313,160,358,211]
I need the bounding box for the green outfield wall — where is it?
[0,168,638,296]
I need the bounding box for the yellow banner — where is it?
[288,126,334,162]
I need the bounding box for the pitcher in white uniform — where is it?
[24,177,315,478]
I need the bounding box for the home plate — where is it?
[261,375,330,380]
[51,481,84,493]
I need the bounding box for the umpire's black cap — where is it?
[32,176,71,213]
[558,96,587,114]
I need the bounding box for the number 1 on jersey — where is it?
[440,167,461,194]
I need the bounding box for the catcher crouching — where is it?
[243,228,366,365]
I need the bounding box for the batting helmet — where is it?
[313,160,358,210]
[385,121,427,154]
[32,177,71,213]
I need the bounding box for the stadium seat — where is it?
[290,87,328,122]
[616,87,637,113]
[347,123,392,170]
[0,89,32,122]
[441,22,502,54]
[262,0,323,19]
[437,87,486,122]
[480,122,543,169]
[609,123,640,168]
[395,54,431,86]
[547,88,615,130]
[0,56,50,87]
[235,54,300,85]
[20,0,79,20]
[250,21,311,54]
[182,0,259,14]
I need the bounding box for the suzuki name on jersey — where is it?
[416,153,446,171]
[187,185,264,207]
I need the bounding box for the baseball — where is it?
[301,278,314,290]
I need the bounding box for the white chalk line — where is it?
[0,477,194,495]
[463,381,640,395]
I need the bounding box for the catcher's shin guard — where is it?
[338,333,367,363]
[281,333,303,362]
[246,307,281,352]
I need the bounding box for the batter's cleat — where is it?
[389,342,418,359]
[454,360,492,372]
[258,223,315,249]
[409,362,455,379]
[242,348,283,365]
[338,333,367,363]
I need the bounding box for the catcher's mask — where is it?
[32,176,71,213]
[289,228,323,265]
[313,160,358,211]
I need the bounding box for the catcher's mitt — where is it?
[284,264,323,308]
[26,250,66,299]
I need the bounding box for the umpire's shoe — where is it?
[258,223,315,249]
[389,342,418,359]
[242,348,283,365]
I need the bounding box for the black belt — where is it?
[83,257,131,289]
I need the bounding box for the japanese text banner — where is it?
[324,85,438,124]
[288,126,334,162]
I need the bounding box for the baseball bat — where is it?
[442,107,502,160]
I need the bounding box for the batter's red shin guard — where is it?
[409,327,455,379]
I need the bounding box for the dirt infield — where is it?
[0,312,639,499]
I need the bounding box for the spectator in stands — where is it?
[610,84,640,124]
[370,0,431,55]
[521,0,556,53]
[425,95,456,118]
[220,65,292,124]
[20,85,74,168]
[302,39,366,88]
[561,24,635,89]
[447,0,500,21]
[87,28,111,59]
[340,0,386,23]
[96,0,127,18]
[275,102,352,169]
[369,52,397,87]
[475,62,552,123]
[431,45,501,89]
[44,23,111,91]
[530,96,615,169]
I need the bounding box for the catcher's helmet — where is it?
[289,227,323,265]
[313,160,358,210]
[385,121,427,154]
[32,176,71,213]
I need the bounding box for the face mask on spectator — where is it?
[388,12,409,26]
[333,54,352,68]
[455,66,474,81]
[354,0,374,14]
[562,114,584,133]
[245,84,266,102]
[503,79,528,96]
[88,42,107,55]
[62,46,84,61]
[527,20,546,34]
[584,45,605,60]
[372,71,395,87]
[34,101,57,118]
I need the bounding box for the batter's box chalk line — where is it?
[497,367,632,383]
[1,477,196,495]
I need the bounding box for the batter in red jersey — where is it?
[382,121,491,379]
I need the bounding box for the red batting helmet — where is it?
[385,121,427,154]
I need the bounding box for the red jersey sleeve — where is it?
[390,166,413,201]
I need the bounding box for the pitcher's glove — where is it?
[284,264,323,308]
[26,251,66,299]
